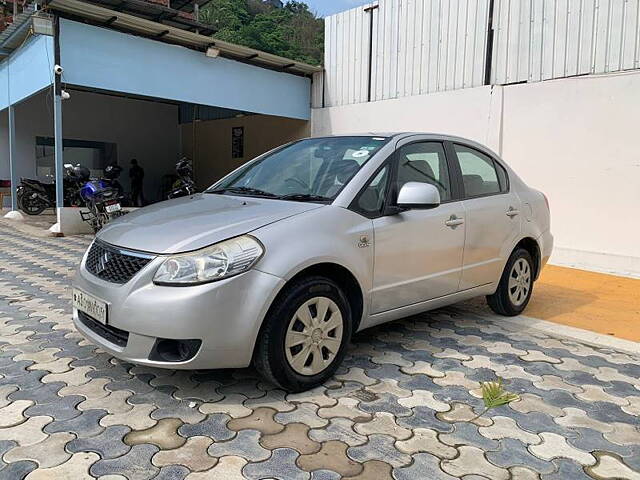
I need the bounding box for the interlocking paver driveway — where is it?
[0,221,639,479]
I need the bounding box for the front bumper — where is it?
[72,250,285,369]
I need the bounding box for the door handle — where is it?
[445,215,464,227]
[506,207,520,217]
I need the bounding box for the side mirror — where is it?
[397,182,440,209]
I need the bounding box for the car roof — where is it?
[314,132,478,142]
[311,133,501,159]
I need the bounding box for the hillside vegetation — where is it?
[200,0,324,65]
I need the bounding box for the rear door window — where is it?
[453,144,506,198]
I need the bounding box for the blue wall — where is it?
[0,34,54,110]
[60,19,311,120]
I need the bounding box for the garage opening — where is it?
[4,86,309,226]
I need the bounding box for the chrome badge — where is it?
[95,251,110,274]
[358,235,371,248]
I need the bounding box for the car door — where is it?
[366,140,466,314]
[448,142,522,290]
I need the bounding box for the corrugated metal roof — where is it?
[47,0,322,76]
[85,0,216,35]
[0,4,38,53]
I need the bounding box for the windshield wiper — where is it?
[278,193,332,203]
[207,186,279,198]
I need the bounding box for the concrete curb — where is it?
[0,218,56,238]
[500,314,640,356]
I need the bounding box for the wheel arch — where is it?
[289,263,364,333]
[253,262,365,361]
[513,237,542,280]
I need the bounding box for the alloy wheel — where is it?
[508,258,531,306]
[284,296,344,376]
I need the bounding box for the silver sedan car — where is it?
[72,133,552,391]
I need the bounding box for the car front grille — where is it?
[85,240,155,284]
[77,310,129,348]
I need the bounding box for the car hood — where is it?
[97,193,323,254]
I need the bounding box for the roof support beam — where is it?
[156,29,170,38]
[104,15,118,25]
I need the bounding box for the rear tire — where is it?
[487,248,534,316]
[20,195,47,216]
[254,276,352,392]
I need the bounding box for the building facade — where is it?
[0,0,318,233]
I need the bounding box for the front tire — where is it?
[254,276,352,392]
[487,248,534,316]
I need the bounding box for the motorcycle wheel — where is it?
[20,194,47,215]
[96,212,110,232]
[90,209,103,233]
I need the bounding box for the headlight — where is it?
[153,235,264,285]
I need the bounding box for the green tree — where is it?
[198,0,249,44]
[200,0,323,66]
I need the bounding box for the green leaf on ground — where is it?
[480,377,520,409]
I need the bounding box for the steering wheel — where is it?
[284,177,309,190]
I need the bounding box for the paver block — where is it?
[2,223,640,480]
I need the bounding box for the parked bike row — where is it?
[16,158,196,232]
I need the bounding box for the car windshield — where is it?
[206,136,389,202]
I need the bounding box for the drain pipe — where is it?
[364,4,378,102]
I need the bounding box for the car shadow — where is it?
[100,306,489,413]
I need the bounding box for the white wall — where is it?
[313,85,502,150]
[0,88,180,206]
[500,71,640,277]
[312,70,640,277]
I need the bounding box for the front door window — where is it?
[396,142,452,201]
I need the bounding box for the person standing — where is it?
[129,159,145,207]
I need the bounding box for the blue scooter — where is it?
[65,164,124,232]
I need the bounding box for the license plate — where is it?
[105,203,121,213]
[73,288,107,324]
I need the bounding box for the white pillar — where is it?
[52,85,65,234]
[3,104,23,220]
[8,105,17,211]
[53,86,64,208]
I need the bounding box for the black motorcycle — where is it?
[17,173,83,215]
[168,157,197,199]
[17,177,56,215]
[103,163,128,205]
